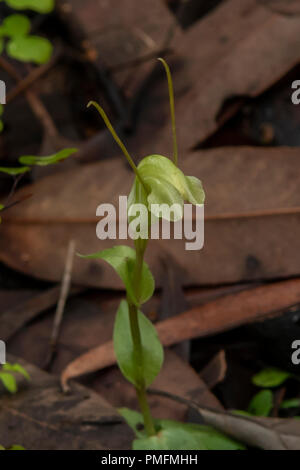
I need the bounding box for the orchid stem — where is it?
[87,101,147,192]
[158,58,178,166]
[127,239,156,437]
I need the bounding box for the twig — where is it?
[3,174,25,206]
[0,56,60,140]
[1,193,32,213]
[44,240,76,370]
[272,387,286,417]
[125,0,185,130]
[148,388,202,410]
[0,284,84,342]
[6,48,60,103]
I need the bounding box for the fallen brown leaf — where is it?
[1,147,300,286]
[258,0,300,15]
[71,0,300,161]
[200,350,227,390]
[58,0,177,72]
[0,285,83,342]
[0,355,130,450]
[60,277,300,390]
[163,0,300,150]
[149,389,300,450]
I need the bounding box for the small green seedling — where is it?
[0,444,25,450]
[235,367,300,418]
[252,367,292,388]
[119,408,245,450]
[0,148,77,222]
[0,1,55,131]
[247,389,273,417]
[0,362,30,394]
[0,0,54,14]
[0,1,54,65]
[78,59,249,451]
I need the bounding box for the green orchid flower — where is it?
[128,155,205,222]
[88,58,205,227]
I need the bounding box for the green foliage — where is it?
[248,389,273,417]
[0,3,54,65]
[280,398,300,410]
[19,148,77,166]
[252,368,291,388]
[7,445,25,450]
[0,362,30,394]
[0,149,76,225]
[3,362,30,380]
[0,444,25,450]
[119,408,245,450]
[79,246,154,306]
[0,149,77,177]
[0,166,29,175]
[0,14,31,37]
[1,0,54,14]
[0,372,17,393]
[7,35,53,64]
[113,300,163,388]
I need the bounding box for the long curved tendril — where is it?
[158,58,178,167]
[87,101,147,192]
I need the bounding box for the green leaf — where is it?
[0,372,17,393]
[0,120,3,133]
[4,0,55,13]
[3,363,30,381]
[0,37,4,54]
[0,14,31,37]
[158,420,245,450]
[113,300,163,388]
[118,408,145,439]
[248,389,273,416]
[129,155,205,222]
[133,427,206,450]
[7,35,53,64]
[280,398,300,409]
[8,445,25,450]
[0,105,4,116]
[19,148,77,166]
[0,445,5,450]
[0,166,29,175]
[252,368,291,388]
[79,246,154,306]
[120,409,245,450]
